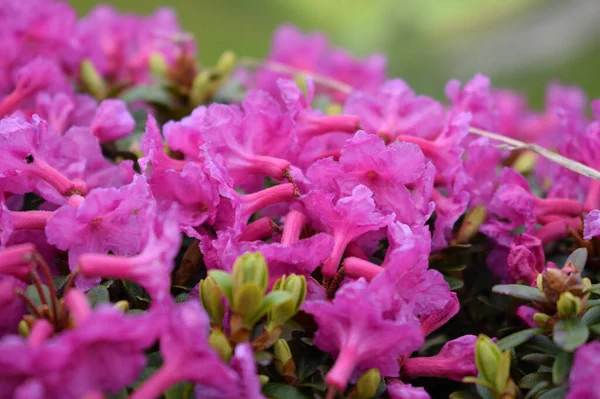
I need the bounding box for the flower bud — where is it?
[557,292,582,319]
[267,274,306,331]
[18,319,29,338]
[215,50,237,76]
[80,59,107,100]
[259,375,269,386]
[200,276,226,326]
[232,282,264,327]
[274,339,293,376]
[149,52,168,79]
[232,252,269,295]
[474,335,502,385]
[541,267,584,303]
[453,205,486,245]
[494,351,512,394]
[533,312,550,329]
[113,300,130,313]
[209,330,232,362]
[511,150,537,174]
[355,368,380,399]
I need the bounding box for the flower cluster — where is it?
[2,1,600,399]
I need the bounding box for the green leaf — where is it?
[262,383,312,399]
[552,352,574,385]
[53,276,69,291]
[250,290,292,325]
[108,389,128,399]
[524,335,562,355]
[523,381,551,399]
[584,283,600,294]
[444,275,464,290]
[521,353,555,367]
[587,299,600,307]
[165,382,194,399]
[565,247,587,273]
[437,264,467,272]
[492,284,548,303]
[207,270,233,303]
[120,84,172,107]
[582,305,600,326]
[86,285,110,307]
[292,341,330,381]
[589,323,600,334]
[25,284,51,308]
[553,319,589,352]
[538,386,568,399]
[497,328,542,351]
[449,391,480,399]
[175,292,189,303]
[518,372,552,389]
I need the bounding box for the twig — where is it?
[469,127,600,180]
[238,57,600,181]
[238,56,353,94]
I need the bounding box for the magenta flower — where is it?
[431,188,469,251]
[344,79,444,140]
[567,342,600,399]
[446,74,499,132]
[303,278,423,391]
[584,210,600,239]
[401,335,477,381]
[0,115,86,203]
[78,204,181,304]
[36,92,97,134]
[0,275,26,337]
[45,175,153,286]
[307,131,434,226]
[387,380,431,399]
[90,99,135,142]
[299,185,394,277]
[507,234,545,285]
[76,5,195,84]
[254,25,385,100]
[462,137,502,207]
[132,301,238,399]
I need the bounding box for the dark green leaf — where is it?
[175,292,189,303]
[518,372,552,389]
[25,284,51,308]
[450,391,481,399]
[589,323,600,334]
[565,247,587,273]
[523,335,562,356]
[53,276,69,291]
[586,299,600,307]
[584,283,600,294]
[85,285,110,307]
[254,351,273,366]
[552,352,574,385]
[538,386,567,399]
[582,305,600,326]
[444,275,464,290]
[497,328,541,351]
[521,353,555,367]
[292,342,330,381]
[262,383,312,399]
[165,382,194,399]
[437,264,467,272]
[123,281,150,301]
[492,284,548,303]
[120,84,172,107]
[523,381,551,399]
[146,352,163,368]
[108,389,128,399]
[553,319,589,352]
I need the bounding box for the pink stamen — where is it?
[9,210,52,230]
[298,114,360,138]
[325,344,358,391]
[343,257,382,281]
[281,210,306,245]
[241,183,296,223]
[0,243,36,280]
[64,289,92,325]
[240,217,274,241]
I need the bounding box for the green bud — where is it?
[232,282,265,327]
[113,300,130,313]
[557,292,582,319]
[475,335,502,385]
[215,50,237,76]
[259,375,270,386]
[200,276,226,325]
[209,330,232,362]
[293,74,308,99]
[537,273,544,293]
[267,274,306,331]
[533,312,551,328]
[80,59,107,100]
[274,339,293,375]
[232,252,269,295]
[356,368,380,399]
[149,52,168,79]
[18,320,29,338]
[453,205,486,245]
[494,351,511,394]
[190,70,212,106]
[511,150,537,174]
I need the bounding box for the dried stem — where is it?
[239,56,600,181]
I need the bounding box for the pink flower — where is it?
[584,210,600,239]
[344,79,444,140]
[78,203,181,304]
[401,335,477,381]
[307,131,434,226]
[387,380,431,399]
[507,234,545,285]
[446,74,498,132]
[36,92,97,134]
[298,185,394,276]
[303,278,423,390]
[567,342,600,399]
[45,175,153,287]
[90,99,135,142]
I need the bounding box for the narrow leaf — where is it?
[565,248,588,273]
[497,328,542,351]
[552,351,574,385]
[492,284,548,303]
[553,319,589,352]
[208,270,233,303]
[86,285,110,307]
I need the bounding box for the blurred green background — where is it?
[71,0,600,108]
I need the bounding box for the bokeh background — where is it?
[71,0,600,108]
